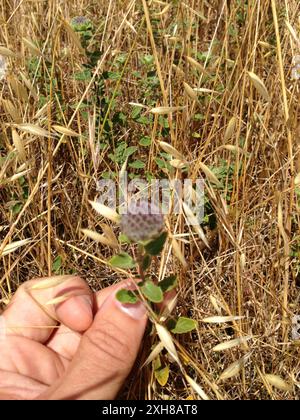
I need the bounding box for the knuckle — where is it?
[82,321,133,372]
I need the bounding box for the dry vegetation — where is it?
[1,0,300,400]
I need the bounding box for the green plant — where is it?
[89,200,198,337]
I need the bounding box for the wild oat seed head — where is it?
[291,55,300,80]
[120,201,165,242]
[0,55,7,81]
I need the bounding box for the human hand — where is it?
[0,276,147,400]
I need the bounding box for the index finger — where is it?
[2,275,93,343]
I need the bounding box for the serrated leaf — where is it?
[144,231,167,256]
[171,317,197,334]
[141,280,163,303]
[116,289,138,304]
[159,275,177,293]
[155,366,170,387]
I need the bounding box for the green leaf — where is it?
[116,53,127,65]
[109,252,136,269]
[139,136,151,147]
[74,69,91,81]
[158,116,169,128]
[119,233,131,244]
[155,157,167,169]
[141,54,154,65]
[171,317,198,334]
[154,365,169,387]
[12,202,23,215]
[129,160,145,169]
[107,71,121,80]
[142,254,152,271]
[159,275,177,293]
[141,280,163,303]
[131,106,142,119]
[116,289,138,304]
[152,355,161,370]
[136,115,152,125]
[123,146,138,158]
[166,318,176,330]
[52,256,62,273]
[144,231,167,256]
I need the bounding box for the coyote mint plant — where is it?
[105,200,197,335]
[87,199,198,387]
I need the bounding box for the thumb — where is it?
[44,283,147,400]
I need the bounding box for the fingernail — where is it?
[75,295,93,316]
[114,289,147,321]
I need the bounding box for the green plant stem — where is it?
[136,244,146,282]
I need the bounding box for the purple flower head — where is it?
[70,16,92,32]
[120,201,165,243]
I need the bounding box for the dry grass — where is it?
[1,0,300,400]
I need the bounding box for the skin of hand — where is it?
[0,276,147,400]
